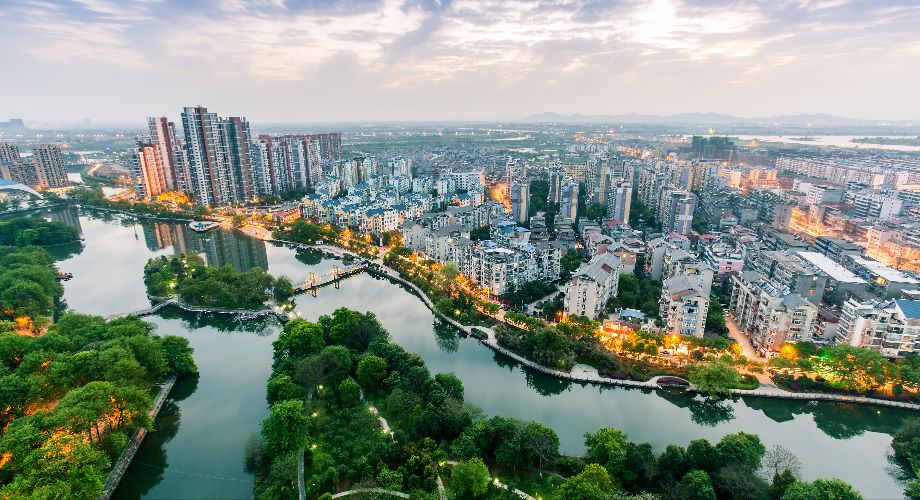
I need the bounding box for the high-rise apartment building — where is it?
[660,190,696,235]
[0,142,20,165]
[148,117,188,191]
[31,145,68,188]
[730,271,817,354]
[559,181,579,222]
[509,182,530,223]
[181,106,230,205]
[548,168,564,204]
[659,274,710,338]
[221,116,256,200]
[837,299,920,358]
[586,153,609,204]
[607,182,632,224]
[130,143,168,201]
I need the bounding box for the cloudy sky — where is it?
[2,0,919,124]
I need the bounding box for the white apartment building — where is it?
[730,271,817,354]
[563,253,622,319]
[837,299,920,358]
[659,275,710,338]
[852,193,903,221]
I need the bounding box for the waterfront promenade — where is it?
[369,266,920,411]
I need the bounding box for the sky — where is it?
[1,0,919,125]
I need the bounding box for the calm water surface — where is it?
[40,207,913,499]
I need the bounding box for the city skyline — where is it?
[2,0,920,124]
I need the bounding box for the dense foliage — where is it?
[769,341,920,396]
[252,308,861,499]
[144,254,292,309]
[0,217,80,247]
[253,309,484,498]
[498,313,619,373]
[0,313,197,498]
[0,246,65,327]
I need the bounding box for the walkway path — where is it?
[331,488,409,498]
[370,268,920,411]
[99,375,177,499]
[108,296,290,322]
[267,234,920,411]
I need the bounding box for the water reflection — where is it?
[155,307,280,335]
[41,207,920,498]
[432,320,461,353]
[114,375,199,499]
[138,221,269,272]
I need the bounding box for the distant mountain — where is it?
[520,112,910,127]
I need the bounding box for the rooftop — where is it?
[796,251,867,284]
[849,256,920,284]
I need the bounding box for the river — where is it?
[39,207,913,499]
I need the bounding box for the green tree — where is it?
[781,479,862,500]
[716,432,766,470]
[584,427,628,482]
[655,444,688,486]
[688,361,742,398]
[261,399,309,457]
[356,355,388,392]
[434,372,464,401]
[451,457,491,499]
[552,463,613,500]
[273,319,325,367]
[338,378,362,407]
[817,344,890,392]
[675,470,717,500]
[0,433,109,499]
[441,262,460,282]
[266,373,303,405]
[686,439,721,473]
[892,418,920,482]
[160,335,198,375]
[273,277,295,303]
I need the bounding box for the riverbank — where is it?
[108,295,291,322]
[99,375,179,500]
[64,203,920,411]
[368,267,920,410]
[47,207,915,498]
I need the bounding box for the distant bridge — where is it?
[293,262,369,295]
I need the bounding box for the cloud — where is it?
[1,0,919,121]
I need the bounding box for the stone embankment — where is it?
[98,375,177,499]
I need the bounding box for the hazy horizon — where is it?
[3,0,920,124]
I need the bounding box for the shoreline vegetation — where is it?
[58,204,920,407]
[0,313,197,497]
[852,136,920,146]
[143,254,294,311]
[251,308,871,500]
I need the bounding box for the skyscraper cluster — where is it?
[0,143,67,189]
[130,106,341,204]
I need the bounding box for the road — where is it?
[726,314,763,361]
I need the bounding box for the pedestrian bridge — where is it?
[293,262,369,294]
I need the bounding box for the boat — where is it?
[188,220,220,232]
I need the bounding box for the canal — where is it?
[41,207,912,498]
